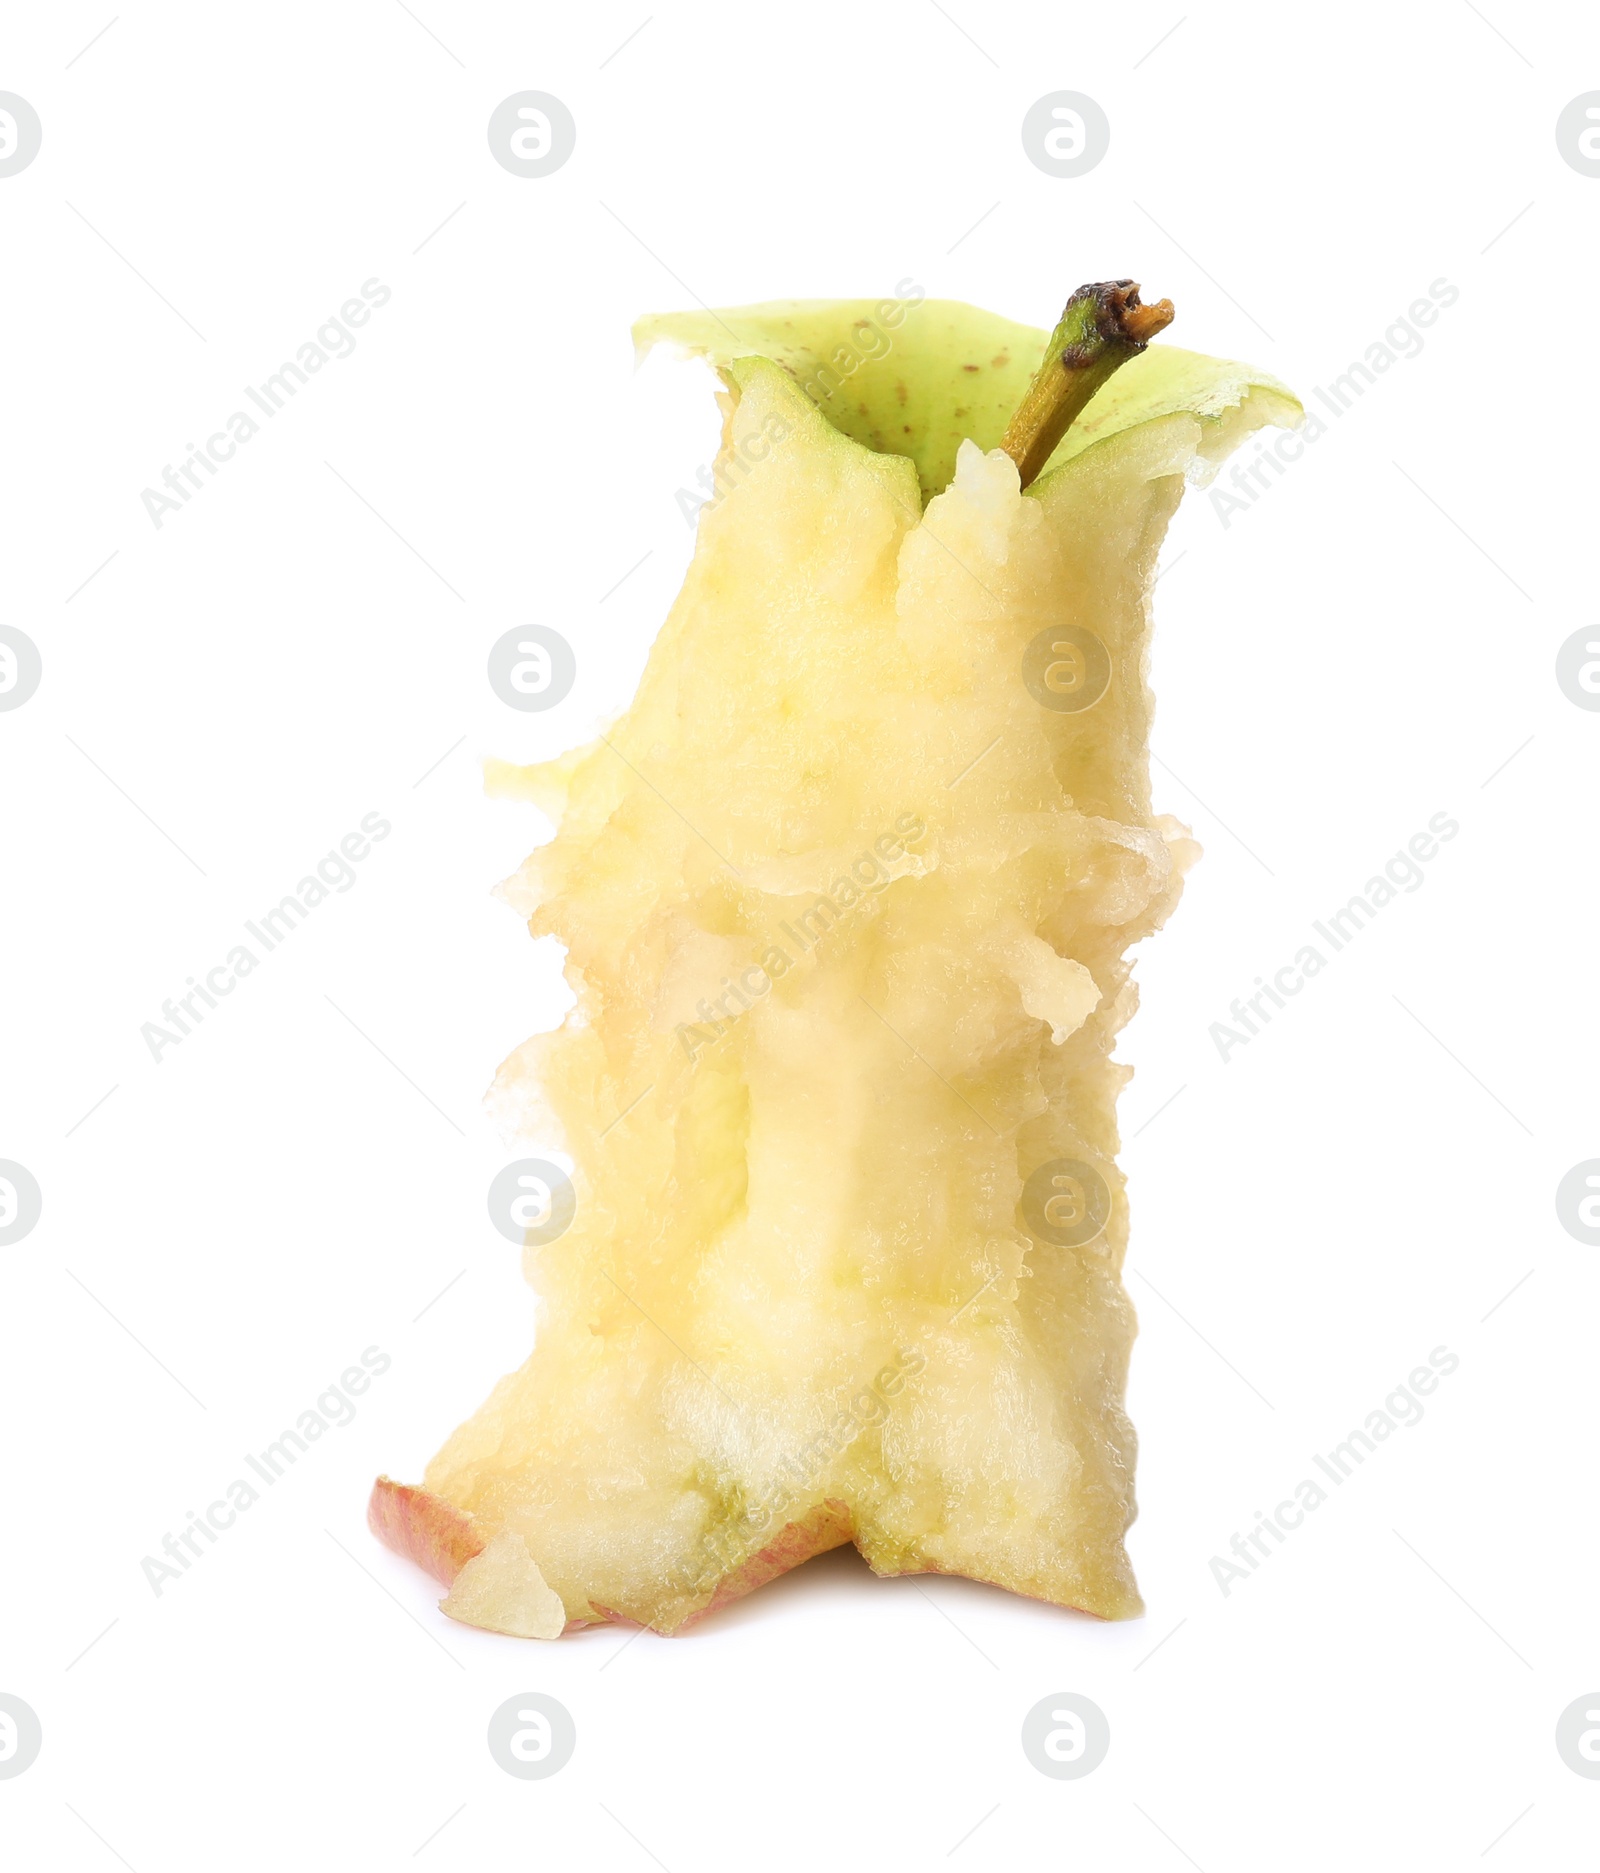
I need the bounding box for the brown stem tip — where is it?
[1093,279,1175,350]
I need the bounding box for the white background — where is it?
[1,2,1595,1867]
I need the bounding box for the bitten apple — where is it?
[372,283,1299,1636]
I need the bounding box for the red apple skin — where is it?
[370,1476,1112,1629]
[866,1558,1109,1620]
[684,1498,854,1629]
[369,1475,857,1635]
[369,1477,610,1633]
[367,1476,484,1586]
[590,1498,856,1635]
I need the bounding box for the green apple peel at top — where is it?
[371,279,1301,1637]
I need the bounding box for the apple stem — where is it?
[1000,280,1175,490]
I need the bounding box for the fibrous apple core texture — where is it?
[372,299,1299,1636]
